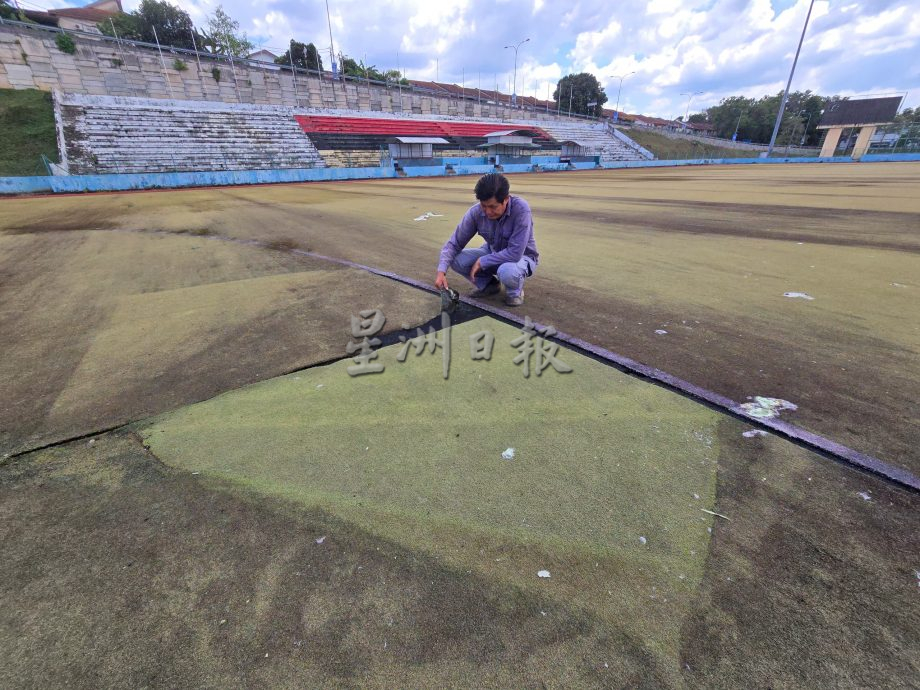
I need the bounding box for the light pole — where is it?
[680,91,703,128]
[800,110,813,145]
[609,72,635,123]
[503,37,529,107]
[732,110,744,141]
[767,0,815,156]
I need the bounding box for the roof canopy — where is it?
[818,96,902,128]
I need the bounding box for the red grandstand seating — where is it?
[294,115,555,142]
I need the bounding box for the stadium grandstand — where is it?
[55,93,648,175]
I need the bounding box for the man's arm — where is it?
[436,207,479,275]
[478,201,532,270]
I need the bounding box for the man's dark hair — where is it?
[474,173,510,202]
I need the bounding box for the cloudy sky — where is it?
[31,0,920,117]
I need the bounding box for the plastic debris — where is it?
[783,292,814,300]
[639,536,647,545]
[655,329,668,335]
[537,570,551,578]
[501,448,515,460]
[740,396,798,419]
[693,493,700,500]
[315,384,324,390]
[742,429,768,438]
[315,536,326,544]
[413,211,444,221]
[857,492,871,502]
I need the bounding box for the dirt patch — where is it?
[548,200,920,253]
[1,208,118,234]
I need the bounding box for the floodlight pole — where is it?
[767,0,815,157]
[503,37,529,107]
[609,72,635,123]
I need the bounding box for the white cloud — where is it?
[134,0,920,114]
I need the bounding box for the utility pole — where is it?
[767,0,815,156]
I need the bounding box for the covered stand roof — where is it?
[817,97,903,129]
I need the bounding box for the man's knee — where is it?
[496,262,525,286]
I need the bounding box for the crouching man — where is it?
[434,173,539,307]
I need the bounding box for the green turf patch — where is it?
[0,88,57,176]
[138,316,736,674]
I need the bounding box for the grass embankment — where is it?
[0,88,57,176]
[622,127,764,160]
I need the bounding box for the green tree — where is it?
[553,73,608,117]
[895,107,919,124]
[704,91,831,145]
[340,55,387,82]
[98,0,197,50]
[98,12,144,41]
[274,40,323,72]
[0,0,19,21]
[201,5,252,57]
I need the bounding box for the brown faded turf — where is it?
[0,230,435,456]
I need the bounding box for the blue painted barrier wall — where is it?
[2,153,918,196]
[44,166,396,194]
[0,176,53,194]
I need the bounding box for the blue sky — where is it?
[32,0,920,117]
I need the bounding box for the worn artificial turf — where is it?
[0,229,435,456]
[3,164,915,468]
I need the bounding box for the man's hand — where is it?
[435,271,449,290]
[469,258,482,281]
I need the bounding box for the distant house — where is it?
[24,0,123,34]
[687,121,716,135]
[247,50,278,64]
[246,49,281,70]
[630,114,675,131]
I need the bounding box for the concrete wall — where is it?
[0,21,577,123]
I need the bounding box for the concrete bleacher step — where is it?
[60,97,329,174]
